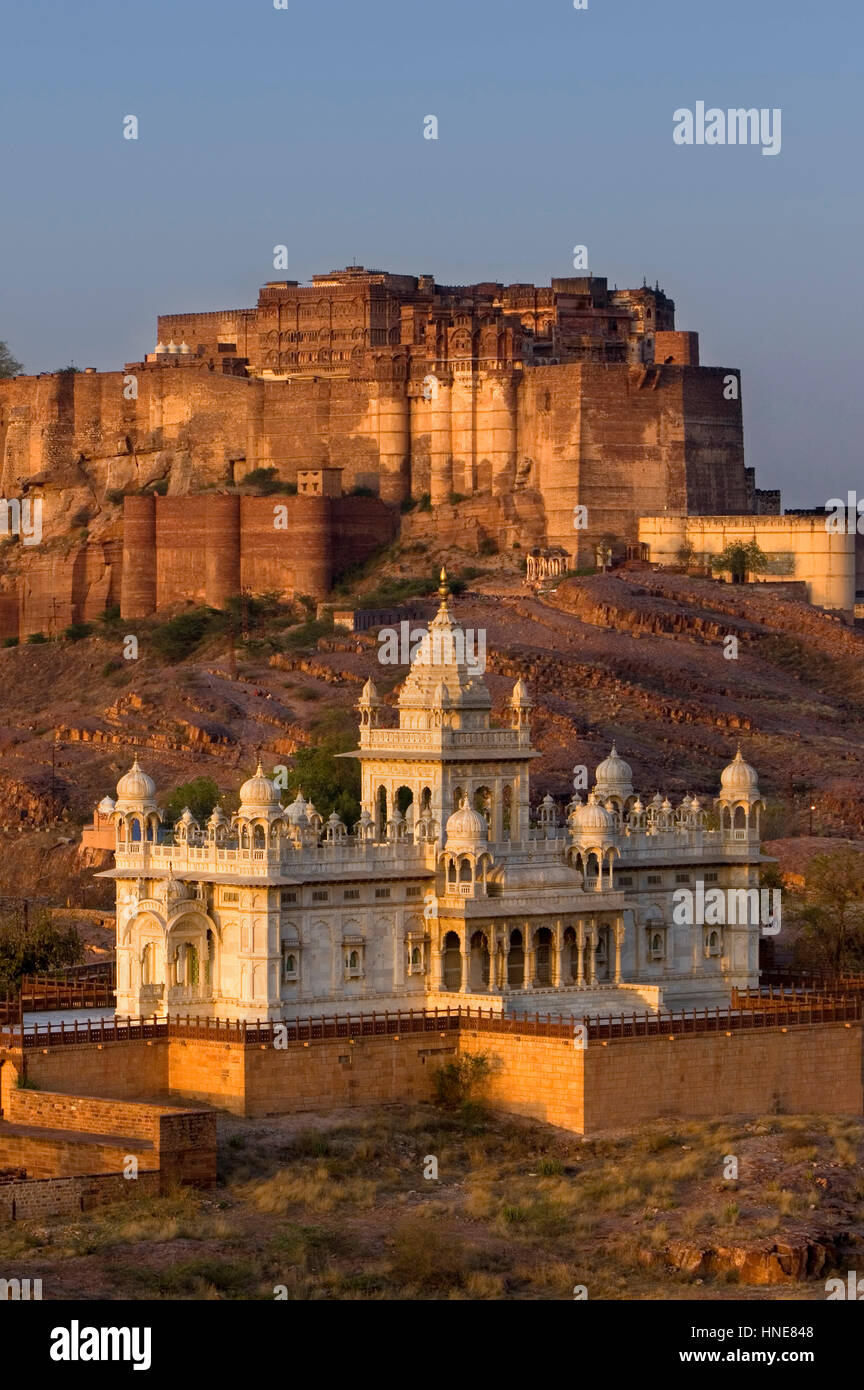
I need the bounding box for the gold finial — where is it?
[438,566,449,602]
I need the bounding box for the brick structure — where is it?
[0,263,761,638]
[0,1066,216,1217]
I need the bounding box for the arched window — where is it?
[377,786,387,839]
[253,825,266,849]
[411,946,421,970]
[442,931,461,990]
[131,818,142,843]
[508,929,524,988]
[470,930,490,989]
[536,927,552,985]
[348,950,359,970]
[563,925,577,980]
[502,787,512,842]
[458,858,472,882]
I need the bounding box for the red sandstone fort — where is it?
[0,264,776,638]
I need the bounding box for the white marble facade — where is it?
[104,576,768,1022]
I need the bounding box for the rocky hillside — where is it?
[0,553,862,905]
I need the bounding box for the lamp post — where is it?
[809,803,815,835]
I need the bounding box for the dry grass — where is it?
[2,1107,863,1300]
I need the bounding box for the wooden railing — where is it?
[2,993,861,1051]
[0,964,116,1024]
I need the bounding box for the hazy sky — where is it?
[1,0,860,507]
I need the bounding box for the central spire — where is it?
[438,565,450,609]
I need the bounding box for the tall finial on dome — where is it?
[438,566,450,603]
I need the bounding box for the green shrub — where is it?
[0,911,84,993]
[242,467,295,495]
[150,607,225,662]
[434,1053,491,1109]
[64,622,92,642]
[105,488,127,505]
[161,776,221,825]
[2,637,18,648]
[26,631,48,644]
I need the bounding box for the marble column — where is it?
[586,925,597,986]
[552,919,562,988]
[613,917,623,985]
[576,920,585,987]
[522,923,533,990]
[431,941,443,993]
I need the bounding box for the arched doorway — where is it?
[469,930,489,990]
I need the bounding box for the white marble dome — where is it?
[285,790,310,825]
[116,758,156,805]
[359,677,380,705]
[239,762,280,809]
[720,747,759,794]
[571,792,616,836]
[595,743,633,797]
[445,798,489,847]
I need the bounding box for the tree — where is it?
[0,913,83,993]
[791,848,864,974]
[710,539,769,584]
[283,737,361,828]
[161,777,221,826]
[0,340,22,378]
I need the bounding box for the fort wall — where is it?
[0,262,762,633]
[639,514,856,615]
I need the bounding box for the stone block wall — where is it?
[583,1022,862,1131]
[7,1015,859,1136]
[2,1087,217,1184]
[0,1170,161,1221]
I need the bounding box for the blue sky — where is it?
[1,0,860,505]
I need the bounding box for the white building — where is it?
[104,577,768,1022]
